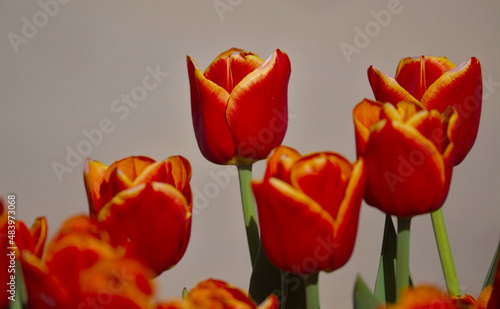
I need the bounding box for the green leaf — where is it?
[249,244,306,309]
[182,287,188,300]
[354,275,381,309]
[374,216,397,303]
[483,239,500,289]
[374,216,414,303]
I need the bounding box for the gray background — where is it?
[1,0,499,307]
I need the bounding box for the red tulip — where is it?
[252,146,365,274]
[380,285,464,309]
[368,56,482,165]
[156,279,278,309]
[16,216,47,259]
[84,155,192,275]
[23,215,155,309]
[353,99,458,217]
[187,48,291,165]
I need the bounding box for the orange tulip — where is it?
[368,56,482,165]
[84,155,192,275]
[16,216,47,259]
[23,215,155,309]
[353,99,458,217]
[0,199,50,309]
[475,257,500,309]
[380,285,465,309]
[252,146,365,274]
[156,279,278,309]
[187,48,291,165]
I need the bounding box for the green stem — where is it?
[304,272,320,309]
[431,209,461,297]
[396,217,411,298]
[237,164,259,267]
[11,262,27,309]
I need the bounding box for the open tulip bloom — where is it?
[353,99,457,217]
[368,56,482,165]
[252,146,366,308]
[83,155,192,275]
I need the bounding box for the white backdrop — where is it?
[1,1,499,307]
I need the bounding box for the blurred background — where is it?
[1,0,499,307]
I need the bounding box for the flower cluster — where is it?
[3,49,498,309]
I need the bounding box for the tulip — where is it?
[353,99,458,217]
[476,257,500,309]
[187,48,291,165]
[252,146,366,274]
[156,279,279,309]
[368,56,482,165]
[84,155,192,216]
[16,216,47,258]
[23,215,155,309]
[380,285,466,309]
[84,155,192,275]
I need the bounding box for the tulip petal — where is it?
[44,233,120,295]
[83,158,108,217]
[106,156,156,181]
[204,49,263,93]
[353,99,384,157]
[364,119,448,217]
[79,257,154,309]
[98,183,190,275]
[227,49,291,161]
[187,56,236,164]
[420,57,482,165]
[263,145,302,182]
[253,178,334,274]
[331,158,365,270]
[395,56,455,101]
[21,252,73,309]
[187,279,256,308]
[291,153,352,222]
[98,167,134,214]
[368,65,420,106]
[16,217,47,258]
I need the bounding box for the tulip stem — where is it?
[237,164,259,267]
[304,272,320,309]
[11,263,27,309]
[431,209,461,297]
[396,216,411,298]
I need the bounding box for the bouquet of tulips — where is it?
[2,48,498,309]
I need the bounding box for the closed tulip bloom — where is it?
[252,146,365,274]
[83,156,192,275]
[368,56,482,165]
[187,48,291,165]
[353,99,458,217]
